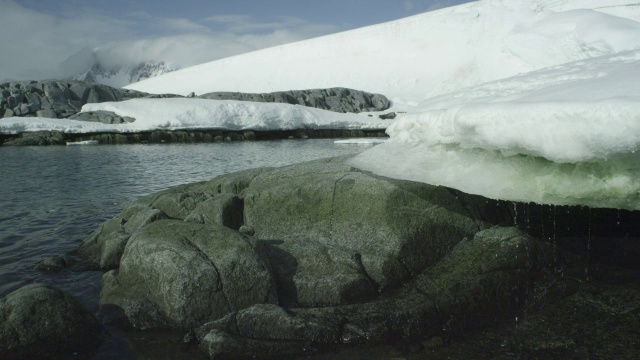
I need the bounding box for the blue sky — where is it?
[1,0,472,82]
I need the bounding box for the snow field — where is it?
[0,99,388,134]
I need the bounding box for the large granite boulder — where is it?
[101,220,277,330]
[199,87,390,113]
[0,284,104,359]
[73,155,547,358]
[73,180,242,269]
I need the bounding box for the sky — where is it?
[0,0,472,83]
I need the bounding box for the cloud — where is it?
[202,14,337,35]
[0,0,342,83]
[404,0,473,14]
[0,0,134,81]
[83,14,341,70]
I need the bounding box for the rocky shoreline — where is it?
[0,80,392,147]
[0,128,388,146]
[3,154,639,359]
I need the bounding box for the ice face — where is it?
[350,51,640,210]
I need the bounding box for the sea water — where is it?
[0,140,366,311]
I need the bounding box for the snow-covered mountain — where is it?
[58,47,179,88]
[72,62,179,88]
[125,0,640,106]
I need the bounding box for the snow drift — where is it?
[0,99,387,134]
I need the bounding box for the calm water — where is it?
[0,140,369,311]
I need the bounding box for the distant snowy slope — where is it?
[126,0,640,106]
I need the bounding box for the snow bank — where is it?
[0,99,388,134]
[386,50,640,163]
[125,0,640,107]
[334,138,387,145]
[350,50,640,210]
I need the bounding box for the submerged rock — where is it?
[0,284,104,359]
[73,155,548,359]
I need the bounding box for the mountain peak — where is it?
[72,61,178,88]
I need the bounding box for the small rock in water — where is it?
[35,256,67,272]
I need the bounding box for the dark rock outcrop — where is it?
[0,80,155,119]
[379,112,397,119]
[71,155,549,359]
[1,81,389,122]
[199,87,390,113]
[1,130,66,146]
[195,226,540,359]
[0,128,388,147]
[68,110,135,124]
[0,284,105,359]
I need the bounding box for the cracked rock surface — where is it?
[72,155,547,358]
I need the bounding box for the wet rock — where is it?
[73,155,551,359]
[422,336,444,349]
[100,220,277,329]
[0,284,105,359]
[243,130,256,141]
[1,131,66,146]
[75,204,168,269]
[35,256,67,272]
[240,155,496,288]
[262,237,378,307]
[195,226,541,358]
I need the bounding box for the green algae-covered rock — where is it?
[0,284,104,358]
